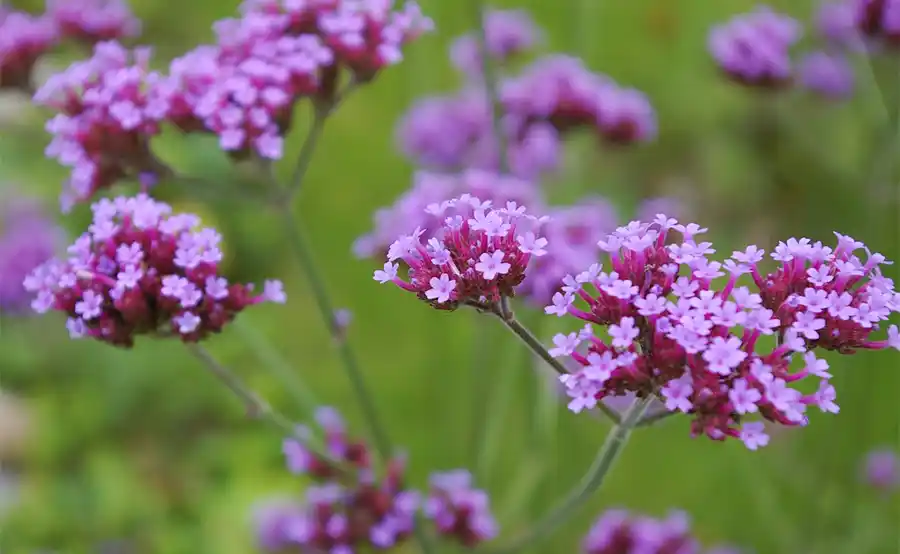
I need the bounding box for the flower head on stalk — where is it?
[0,9,58,92]
[798,50,855,99]
[547,215,900,448]
[45,0,141,45]
[35,41,171,211]
[708,6,802,88]
[449,8,542,78]
[852,0,900,43]
[373,193,549,311]
[276,406,421,551]
[583,509,742,554]
[0,190,64,313]
[424,470,498,547]
[23,194,285,348]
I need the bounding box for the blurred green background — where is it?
[0,0,898,552]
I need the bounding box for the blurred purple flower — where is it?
[708,6,802,88]
[0,190,62,314]
[816,1,864,48]
[582,509,742,554]
[862,448,898,493]
[251,498,307,552]
[450,8,542,78]
[45,0,142,44]
[799,51,855,99]
[636,196,684,224]
[852,0,900,43]
[424,470,497,547]
[0,9,58,91]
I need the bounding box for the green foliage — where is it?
[0,0,897,553]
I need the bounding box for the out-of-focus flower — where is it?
[501,55,657,144]
[547,216,900,448]
[636,197,683,224]
[583,509,742,554]
[23,194,285,348]
[373,193,549,310]
[0,191,63,313]
[274,407,423,552]
[35,41,171,211]
[862,448,899,492]
[449,8,542,78]
[799,51,855,99]
[251,497,308,552]
[816,1,863,48]
[424,470,497,547]
[45,0,141,44]
[853,0,900,43]
[0,9,58,91]
[708,6,802,88]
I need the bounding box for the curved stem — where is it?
[279,209,393,461]
[494,312,620,424]
[485,396,651,554]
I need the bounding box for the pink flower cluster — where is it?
[45,0,141,44]
[449,8,541,78]
[22,194,285,348]
[373,194,549,310]
[36,41,171,211]
[34,0,432,209]
[583,509,741,554]
[0,9,57,90]
[424,470,498,547]
[271,407,497,552]
[854,0,900,42]
[546,215,900,449]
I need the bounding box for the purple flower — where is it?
[424,470,497,547]
[24,194,284,347]
[708,6,802,88]
[862,448,899,492]
[0,9,58,91]
[799,51,855,99]
[548,216,900,448]
[0,190,63,314]
[853,0,900,43]
[816,1,864,48]
[582,509,743,554]
[449,9,542,78]
[45,0,141,44]
[251,497,307,552]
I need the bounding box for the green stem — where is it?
[485,397,651,554]
[278,209,393,461]
[494,312,620,424]
[185,343,348,473]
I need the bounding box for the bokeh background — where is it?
[0,0,898,553]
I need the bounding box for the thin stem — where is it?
[485,397,652,554]
[635,402,674,427]
[279,209,393,462]
[185,343,349,473]
[494,311,620,424]
[472,0,508,172]
[287,104,328,197]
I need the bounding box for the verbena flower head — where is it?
[353,169,540,259]
[817,1,863,48]
[449,8,541,78]
[0,191,63,313]
[35,41,171,211]
[708,6,802,88]
[501,55,657,144]
[853,0,900,43]
[583,509,740,554]
[547,215,900,448]
[799,51,855,99]
[23,194,285,348]
[279,407,421,551]
[45,0,141,44]
[424,470,497,546]
[0,9,58,91]
[373,193,549,310]
[862,447,899,492]
[251,497,307,552]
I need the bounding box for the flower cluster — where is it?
[424,470,498,546]
[0,190,63,313]
[373,194,549,310]
[36,41,171,211]
[264,407,497,552]
[33,0,432,208]
[710,4,860,99]
[547,215,900,448]
[0,9,57,91]
[449,8,541,78]
[582,509,740,554]
[862,447,899,493]
[853,0,900,43]
[23,194,285,348]
[45,0,141,44]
